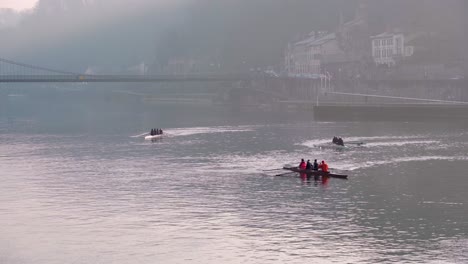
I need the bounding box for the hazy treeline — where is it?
[0,0,466,73]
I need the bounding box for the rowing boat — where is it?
[316,141,365,150]
[282,167,348,179]
[145,134,163,140]
[316,143,347,150]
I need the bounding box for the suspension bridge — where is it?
[2,57,467,116]
[0,58,253,83]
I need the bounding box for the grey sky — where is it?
[0,0,38,10]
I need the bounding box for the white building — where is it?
[285,32,319,77]
[285,32,342,78]
[371,32,414,66]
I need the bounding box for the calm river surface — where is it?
[1,90,468,263]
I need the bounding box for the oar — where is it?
[275,172,297,177]
[262,168,284,172]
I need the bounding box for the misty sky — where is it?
[0,0,37,10]
[0,0,465,74]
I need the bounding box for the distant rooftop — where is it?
[294,32,336,47]
[371,32,400,39]
[308,33,336,47]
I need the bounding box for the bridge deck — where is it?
[0,75,255,83]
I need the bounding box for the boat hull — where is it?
[316,143,347,150]
[316,142,364,149]
[282,167,348,179]
[145,134,163,140]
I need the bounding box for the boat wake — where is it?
[165,126,254,137]
[301,137,440,149]
[131,126,253,140]
[336,155,468,171]
[130,132,149,138]
[343,135,427,141]
[364,140,440,147]
[300,139,335,148]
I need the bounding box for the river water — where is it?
[1,90,468,263]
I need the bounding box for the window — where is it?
[405,46,414,57]
[396,37,402,50]
[388,39,393,45]
[374,49,380,58]
[387,48,392,57]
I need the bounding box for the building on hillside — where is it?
[285,32,342,78]
[336,0,370,59]
[373,31,465,80]
[127,62,148,75]
[371,32,414,67]
[164,58,198,75]
[284,0,371,80]
[284,32,321,77]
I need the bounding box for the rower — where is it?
[150,129,154,136]
[332,136,338,144]
[299,159,306,170]
[318,160,329,173]
[306,160,312,170]
[160,129,163,135]
[313,159,319,171]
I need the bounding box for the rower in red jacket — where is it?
[318,160,329,173]
[299,159,307,170]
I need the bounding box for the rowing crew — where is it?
[299,159,329,173]
[150,128,164,136]
[332,136,344,146]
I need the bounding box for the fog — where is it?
[2,2,468,264]
[0,0,463,74]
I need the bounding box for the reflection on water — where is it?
[1,93,468,264]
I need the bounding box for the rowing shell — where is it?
[282,167,348,179]
[316,143,346,150]
[316,142,365,150]
[145,134,163,140]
